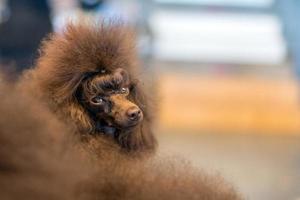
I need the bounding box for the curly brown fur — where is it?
[0,80,242,200]
[19,21,156,154]
[8,21,243,200]
[0,81,86,200]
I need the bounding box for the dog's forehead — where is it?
[90,68,130,90]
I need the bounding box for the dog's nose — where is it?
[126,107,142,121]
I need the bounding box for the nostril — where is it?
[127,107,141,121]
[129,112,137,118]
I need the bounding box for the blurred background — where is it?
[1,0,300,199]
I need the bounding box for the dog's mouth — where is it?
[96,119,138,137]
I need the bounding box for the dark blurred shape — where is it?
[79,0,104,11]
[0,0,52,73]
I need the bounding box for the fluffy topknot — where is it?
[35,21,137,103]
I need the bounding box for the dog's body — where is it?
[0,21,243,199]
[0,81,241,200]
[20,21,156,154]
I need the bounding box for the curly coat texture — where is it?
[3,21,244,199]
[0,81,242,200]
[20,21,156,153]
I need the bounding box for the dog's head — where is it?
[76,66,156,153]
[78,68,143,136]
[27,21,157,152]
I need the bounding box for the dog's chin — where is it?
[116,120,142,130]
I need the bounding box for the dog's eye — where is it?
[120,87,129,94]
[91,96,105,104]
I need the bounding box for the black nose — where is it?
[126,107,142,121]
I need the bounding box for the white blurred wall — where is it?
[150,7,287,65]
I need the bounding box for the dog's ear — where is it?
[48,72,86,103]
[59,72,107,134]
[64,100,93,133]
[39,70,95,134]
[119,83,157,153]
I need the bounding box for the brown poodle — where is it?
[20,21,156,153]
[0,80,242,200]
[1,21,243,200]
